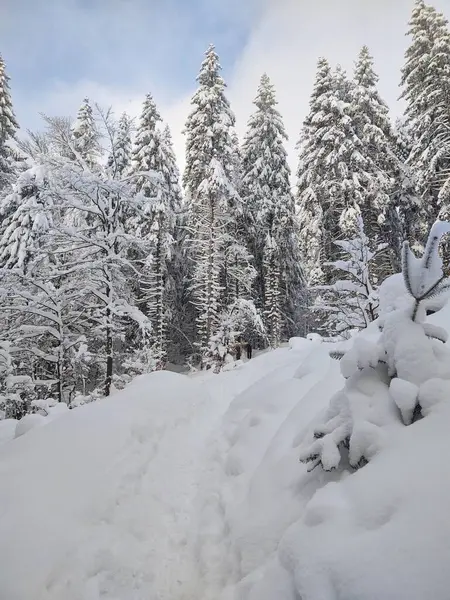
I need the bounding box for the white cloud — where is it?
[227,0,450,173]
[14,0,450,179]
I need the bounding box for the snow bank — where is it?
[0,371,219,600]
[14,402,70,438]
[215,302,450,599]
[273,399,450,600]
[0,418,17,445]
[14,413,46,438]
[2,313,450,600]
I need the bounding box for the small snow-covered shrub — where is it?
[300,221,450,472]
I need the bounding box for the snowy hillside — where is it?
[1,301,450,600]
[0,341,333,600]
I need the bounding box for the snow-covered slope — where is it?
[0,340,328,600]
[1,321,450,600]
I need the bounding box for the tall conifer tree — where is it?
[131,95,177,360]
[0,54,19,190]
[183,45,242,353]
[242,74,304,340]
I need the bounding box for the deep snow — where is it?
[1,314,450,599]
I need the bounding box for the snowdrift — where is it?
[1,314,450,599]
[0,371,219,600]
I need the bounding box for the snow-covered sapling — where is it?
[301,221,450,472]
[402,221,450,321]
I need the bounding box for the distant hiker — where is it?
[246,341,252,360]
[235,342,242,361]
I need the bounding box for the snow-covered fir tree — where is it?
[297,58,334,285]
[401,0,450,223]
[108,112,132,178]
[188,159,229,354]
[0,166,50,271]
[0,54,19,190]
[131,95,177,361]
[350,46,399,276]
[297,61,360,284]
[298,56,398,288]
[391,117,425,253]
[159,125,194,359]
[242,73,304,340]
[131,94,165,200]
[183,45,244,354]
[71,98,100,167]
[183,45,236,211]
[314,216,382,338]
[160,125,183,213]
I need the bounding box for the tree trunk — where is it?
[104,275,113,397]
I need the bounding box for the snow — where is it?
[389,377,419,425]
[14,413,46,438]
[0,418,17,445]
[2,299,450,599]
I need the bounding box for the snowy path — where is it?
[0,342,326,600]
[0,372,219,600]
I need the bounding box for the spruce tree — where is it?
[296,58,333,285]
[401,0,450,222]
[160,125,183,212]
[183,45,239,353]
[183,45,236,209]
[132,94,165,199]
[131,95,177,361]
[297,61,366,284]
[71,98,100,167]
[160,125,194,361]
[108,112,132,178]
[392,118,425,252]
[0,54,19,190]
[241,74,304,340]
[0,166,50,271]
[350,46,399,276]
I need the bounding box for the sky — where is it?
[1,0,450,174]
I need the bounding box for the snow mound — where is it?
[0,418,17,445]
[0,370,218,600]
[218,301,450,599]
[14,413,46,438]
[2,316,450,600]
[14,402,71,438]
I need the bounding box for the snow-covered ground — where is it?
[1,311,450,599]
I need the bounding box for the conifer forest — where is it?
[0,0,449,418]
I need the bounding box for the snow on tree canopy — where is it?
[242,73,304,339]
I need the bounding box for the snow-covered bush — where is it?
[300,220,450,472]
